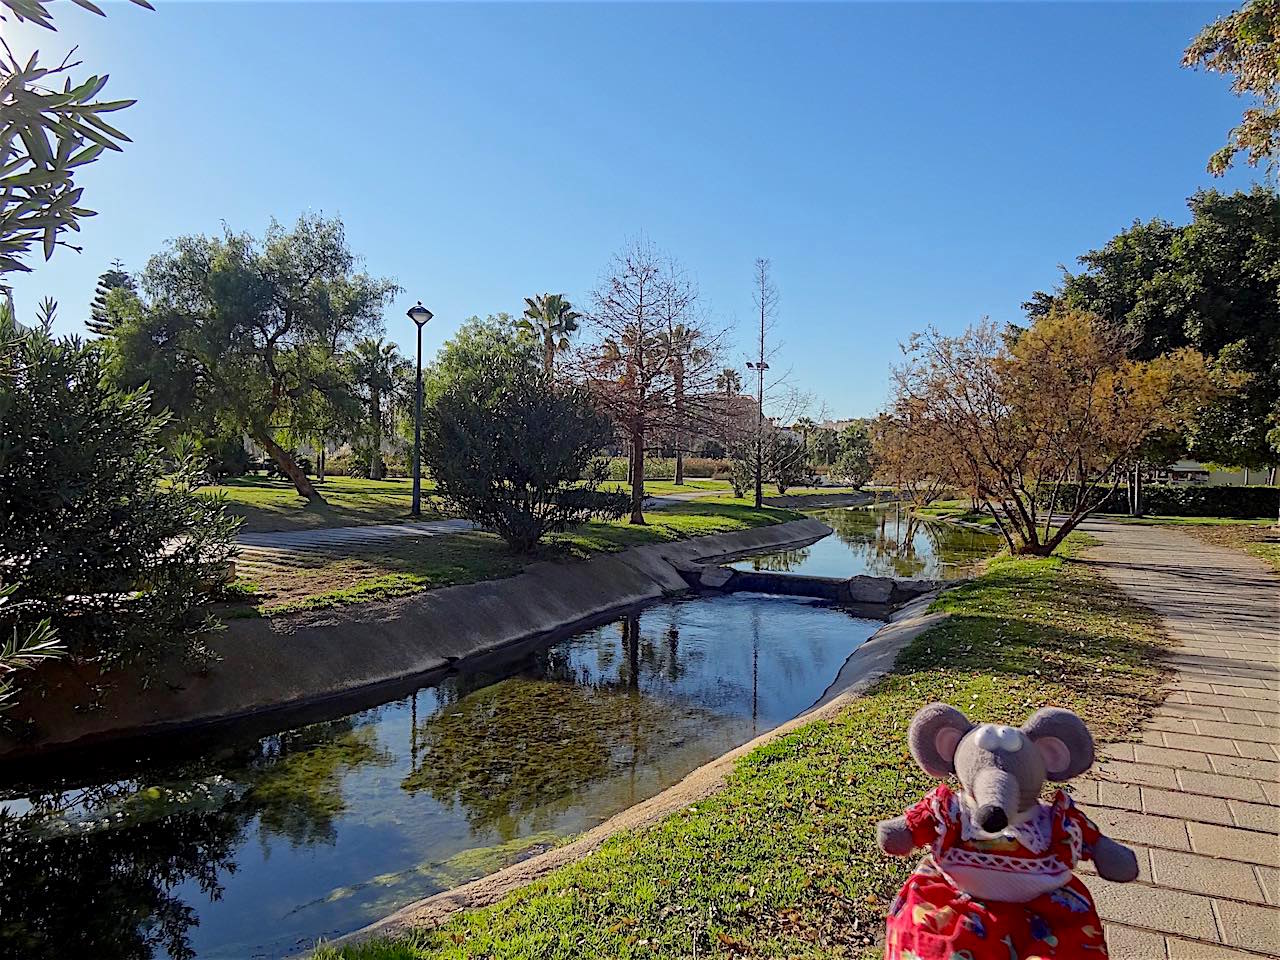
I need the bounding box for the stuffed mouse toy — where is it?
[876,703,1139,960]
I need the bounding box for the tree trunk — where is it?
[545,333,555,381]
[369,388,385,480]
[630,427,646,525]
[255,428,325,502]
[317,445,326,482]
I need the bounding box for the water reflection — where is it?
[731,505,1001,580]
[0,593,880,960]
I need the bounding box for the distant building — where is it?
[1155,459,1277,486]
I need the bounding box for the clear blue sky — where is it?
[7,1,1265,418]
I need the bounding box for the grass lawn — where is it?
[913,499,998,528]
[232,498,803,616]
[314,535,1169,960]
[203,476,443,532]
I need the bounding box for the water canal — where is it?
[0,507,1000,959]
[730,505,1000,580]
[0,593,882,960]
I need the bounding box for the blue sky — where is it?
[7,1,1265,418]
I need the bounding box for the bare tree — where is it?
[578,239,720,524]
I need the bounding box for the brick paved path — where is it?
[1074,519,1279,960]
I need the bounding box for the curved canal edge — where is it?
[327,591,948,952]
[2,517,835,760]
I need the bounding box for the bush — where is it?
[1037,483,1279,518]
[605,456,730,481]
[423,355,628,552]
[0,318,240,683]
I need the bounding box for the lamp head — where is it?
[407,302,433,327]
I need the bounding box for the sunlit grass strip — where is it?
[315,534,1169,960]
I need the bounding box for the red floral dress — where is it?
[884,784,1109,960]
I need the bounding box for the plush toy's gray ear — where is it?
[1022,707,1094,780]
[908,703,972,778]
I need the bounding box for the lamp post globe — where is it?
[408,301,433,517]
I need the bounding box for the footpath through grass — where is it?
[206,476,737,533]
[315,535,1169,960]
[233,499,802,616]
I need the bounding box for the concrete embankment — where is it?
[0,517,832,760]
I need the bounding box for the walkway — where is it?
[235,490,720,552]
[1075,520,1280,960]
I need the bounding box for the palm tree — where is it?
[517,293,581,380]
[794,416,816,456]
[350,337,408,479]
[660,324,711,485]
[716,366,741,397]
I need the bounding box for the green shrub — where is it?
[0,318,240,681]
[605,456,729,481]
[1038,483,1278,518]
[423,354,628,552]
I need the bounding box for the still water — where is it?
[0,592,880,960]
[730,506,1001,580]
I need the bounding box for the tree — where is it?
[748,258,779,507]
[659,322,713,485]
[0,0,151,283]
[715,366,741,397]
[812,427,841,467]
[517,293,581,380]
[765,429,809,495]
[579,239,707,524]
[1183,0,1280,176]
[349,336,410,479]
[422,347,627,553]
[0,308,240,685]
[793,416,816,454]
[85,259,137,336]
[886,311,1210,555]
[105,215,399,501]
[1026,188,1280,471]
[835,421,873,486]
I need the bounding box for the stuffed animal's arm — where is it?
[1091,834,1139,883]
[877,816,916,857]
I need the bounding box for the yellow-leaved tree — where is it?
[880,309,1211,555]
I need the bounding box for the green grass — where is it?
[204,476,443,532]
[234,499,803,616]
[1096,513,1276,526]
[913,499,997,528]
[314,534,1169,960]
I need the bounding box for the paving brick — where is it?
[1104,742,1138,761]
[1099,780,1144,811]
[1091,807,1191,851]
[1165,937,1266,960]
[1186,821,1280,866]
[1134,744,1215,772]
[1228,739,1279,761]
[1194,720,1280,746]
[1221,708,1265,726]
[1161,703,1230,722]
[1099,759,1181,790]
[1149,715,1206,736]
[1142,787,1234,827]
[1148,847,1265,903]
[1228,799,1280,834]
[1256,864,1280,906]
[1176,768,1270,804]
[1082,874,1219,940]
[1213,897,1280,955]
[1104,924,1167,959]
[1206,753,1280,782]
[1159,732,1242,757]
[1265,781,1280,806]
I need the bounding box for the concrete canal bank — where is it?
[2,517,835,759]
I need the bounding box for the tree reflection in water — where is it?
[0,716,393,960]
[401,616,714,840]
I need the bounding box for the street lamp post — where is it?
[747,359,769,508]
[407,301,433,517]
